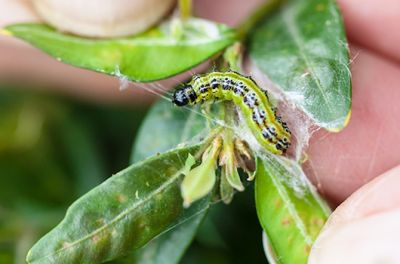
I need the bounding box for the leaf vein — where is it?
[31,158,186,262]
[281,5,336,119]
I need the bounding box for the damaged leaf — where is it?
[255,155,330,263]
[26,146,210,263]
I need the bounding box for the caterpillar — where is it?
[172,71,291,155]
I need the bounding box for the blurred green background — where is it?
[0,85,147,263]
[0,85,267,264]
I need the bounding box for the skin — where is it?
[1,0,400,262]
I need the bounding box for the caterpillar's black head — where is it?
[172,85,193,106]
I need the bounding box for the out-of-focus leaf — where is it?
[249,0,351,131]
[27,146,210,264]
[255,155,330,264]
[0,250,13,264]
[183,189,268,264]
[132,99,207,163]
[54,116,105,194]
[0,88,153,263]
[4,19,236,82]
[130,211,207,264]
[0,95,74,207]
[0,91,107,207]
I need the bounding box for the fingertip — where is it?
[329,165,400,224]
[194,0,263,26]
[336,0,400,62]
[309,209,400,264]
[310,166,400,263]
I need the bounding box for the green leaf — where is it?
[54,114,106,195]
[129,211,207,264]
[132,99,207,163]
[127,99,208,264]
[26,146,209,264]
[255,156,330,264]
[4,19,236,82]
[249,0,351,131]
[0,92,105,207]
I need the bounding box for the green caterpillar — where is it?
[172,71,291,155]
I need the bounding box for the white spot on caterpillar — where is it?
[172,71,292,154]
[244,92,257,108]
[253,108,264,124]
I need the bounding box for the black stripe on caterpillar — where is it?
[172,71,291,155]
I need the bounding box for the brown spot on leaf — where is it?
[312,218,325,227]
[117,194,127,203]
[92,235,100,243]
[281,217,291,226]
[304,245,311,253]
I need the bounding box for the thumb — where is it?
[309,165,400,263]
[31,0,175,37]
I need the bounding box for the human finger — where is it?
[306,45,400,205]
[309,165,400,263]
[337,0,400,62]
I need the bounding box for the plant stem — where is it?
[222,102,235,162]
[224,102,235,129]
[223,42,242,72]
[223,101,236,147]
[236,0,285,41]
[179,0,192,21]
